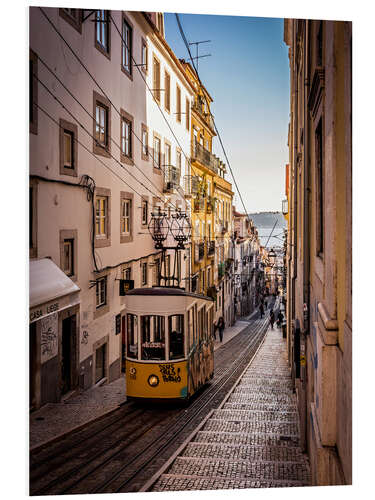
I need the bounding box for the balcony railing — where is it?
[218,262,225,279]
[183,175,199,196]
[192,99,215,130]
[192,139,219,174]
[194,241,205,262]
[163,165,180,193]
[207,240,215,256]
[193,198,205,213]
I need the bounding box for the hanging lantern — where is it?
[170,211,191,248]
[148,207,170,248]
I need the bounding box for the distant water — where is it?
[249,212,286,249]
[256,226,285,249]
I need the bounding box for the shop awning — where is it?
[29,258,80,322]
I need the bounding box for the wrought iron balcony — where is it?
[194,241,205,262]
[207,240,215,255]
[192,99,215,130]
[193,197,205,213]
[183,175,199,196]
[192,139,219,174]
[163,165,180,193]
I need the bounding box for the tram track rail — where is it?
[30,301,276,496]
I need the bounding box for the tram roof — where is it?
[126,287,214,302]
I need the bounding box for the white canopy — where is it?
[29,258,80,309]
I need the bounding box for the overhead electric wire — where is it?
[174,13,253,224]
[34,53,179,211]
[38,7,213,236]
[34,72,167,206]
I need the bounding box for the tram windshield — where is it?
[141,315,165,360]
[169,315,184,360]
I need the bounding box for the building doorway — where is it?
[29,322,37,409]
[95,343,106,383]
[61,315,77,395]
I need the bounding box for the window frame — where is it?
[59,229,78,281]
[141,123,149,161]
[121,13,133,79]
[59,118,78,177]
[186,97,190,130]
[59,8,82,33]
[176,84,181,122]
[95,187,111,248]
[120,108,134,165]
[152,54,161,103]
[141,196,149,227]
[153,132,162,173]
[120,191,134,243]
[96,276,107,309]
[94,10,111,59]
[164,70,171,112]
[141,37,148,74]
[315,118,324,257]
[141,262,148,286]
[93,91,111,157]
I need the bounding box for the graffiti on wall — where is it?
[40,313,58,363]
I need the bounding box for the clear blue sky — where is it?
[164,12,290,213]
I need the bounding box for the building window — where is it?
[29,181,38,258]
[186,98,190,130]
[153,135,161,168]
[120,110,133,164]
[121,199,131,235]
[153,56,161,103]
[315,118,324,256]
[96,277,107,308]
[141,128,148,161]
[164,71,170,112]
[141,199,148,225]
[122,266,132,280]
[317,21,323,67]
[95,10,110,57]
[122,15,132,76]
[59,119,78,176]
[29,50,38,135]
[62,239,74,277]
[165,142,171,166]
[96,196,107,238]
[141,38,148,73]
[142,262,148,286]
[93,92,111,157]
[207,267,211,287]
[176,85,181,122]
[176,149,182,172]
[59,8,82,33]
[153,258,160,286]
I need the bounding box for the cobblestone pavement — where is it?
[29,321,248,451]
[151,325,311,490]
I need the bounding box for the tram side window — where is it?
[169,314,184,360]
[141,315,165,360]
[188,308,194,350]
[127,314,138,359]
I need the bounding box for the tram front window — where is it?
[127,314,138,359]
[169,314,184,360]
[141,315,165,360]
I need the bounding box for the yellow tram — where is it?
[124,287,215,401]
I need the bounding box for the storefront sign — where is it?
[30,293,79,323]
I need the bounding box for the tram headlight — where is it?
[148,374,159,387]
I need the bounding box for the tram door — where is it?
[121,315,126,372]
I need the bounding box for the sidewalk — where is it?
[30,319,250,452]
[149,324,311,490]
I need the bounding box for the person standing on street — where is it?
[277,310,284,328]
[217,317,225,343]
[270,310,275,329]
[259,303,264,318]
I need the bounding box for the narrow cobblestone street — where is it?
[149,324,310,490]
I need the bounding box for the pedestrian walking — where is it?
[270,310,275,329]
[264,299,268,309]
[259,303,264,318]
[277,310,284,328]
[216,317,225,343]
